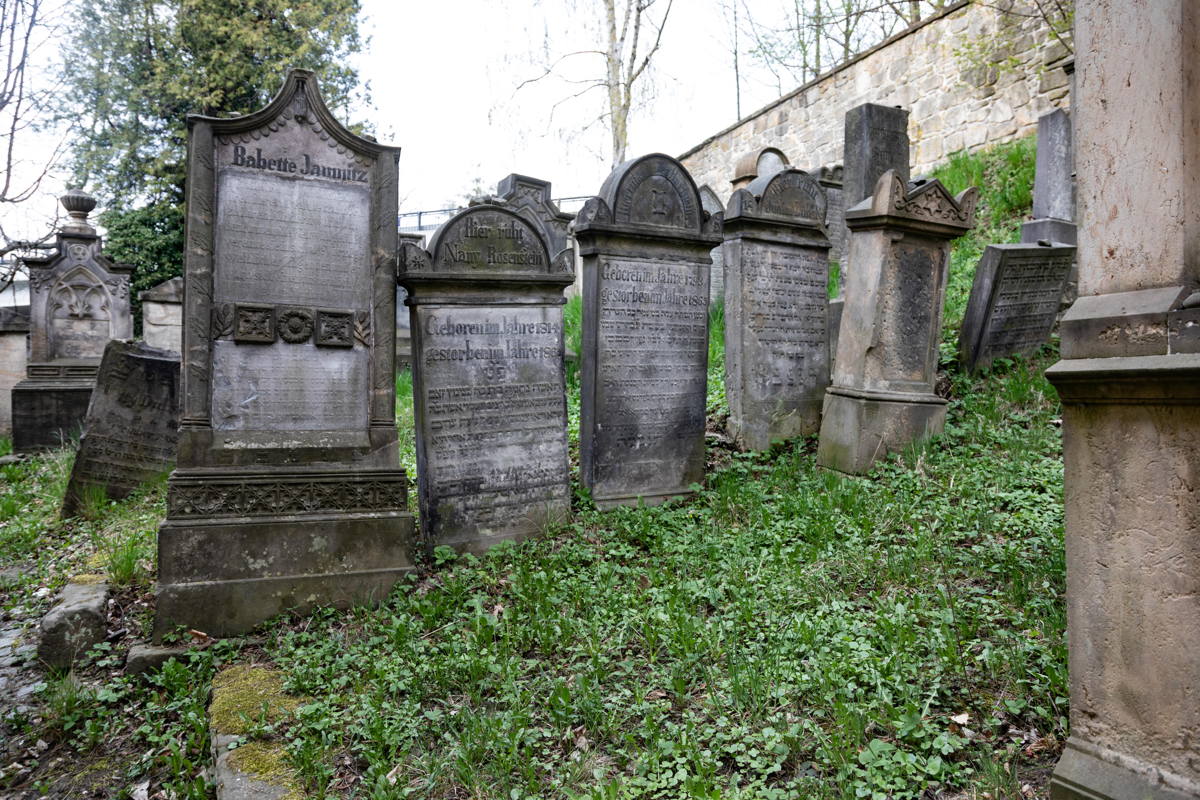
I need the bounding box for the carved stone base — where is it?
[155,469,415,637]
[12,378,94,453]
[815,387,947,474]
[1051,738,1200,800]
[593,488,692,511]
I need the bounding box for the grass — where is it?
[0,135,1056,799]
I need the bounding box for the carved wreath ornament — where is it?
[277,308,315,343]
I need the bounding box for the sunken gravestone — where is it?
[723,169,831,450]
[12,190,133,452]
[958,242,1076,373]
[62,340,179,517]
[397,206,573,553]
[575,153,722,508]
[156,70,414,637]
[140,277,183,354]
[817,172,977,474]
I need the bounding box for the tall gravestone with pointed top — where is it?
[723,169,831,450]
[156,70,414,637]
[12,190,133,452]
[575,154,722,508]
[398,205,573,553]
[817,172,977,474]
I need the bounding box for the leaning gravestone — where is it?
[397,205,573,553]
[723,169,831,450]
[140,277,183,354]
[12,190,133,452]
[62,340,179,516]
[575,153,722,508]
[958,241,1076,373]
[817,172,977,474]
[156,69,414,637]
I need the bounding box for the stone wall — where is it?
[681,0,1072,202]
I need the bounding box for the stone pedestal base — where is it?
[155,469,415,638]
[12,379,93,452]
[1051,738,1199,800]
[1020,217,1077,246]
[816,387,947,474]
[593,488,693,511]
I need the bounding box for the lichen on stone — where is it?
[69,573,107,585]
[209,665,303,735]
[226,741,304,800]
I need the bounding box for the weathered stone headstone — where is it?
[723,169,831,450]
[1021,109,1075,244]
[0,306,29,436]
[816,172,977,474]
[812,164,848,267]
[397,205,573,553]
[156,69,414,637]
[395,232,424,369]
[62,340,179,516]
[699,185,725,303]
[730,147,789,193]
[1046,2,1200,797]
[575,153,722,508]
[842,104,910,208]
[495,173,575,261]
[958,242,1075,373]
[140,277,183,354]
[12,190,133,452]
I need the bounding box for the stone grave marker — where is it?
[495,173,574,261]
[812,164,848,267]
[958,241,1076,373]
[140,277,183,354]
[1021,109,1075,245]
[12,190,133,452]
[156,69,414,637]
[397,205,573,553]
[395,232,425,369]
[699,185,725,303]
[575,153,722,508]
[0,306,29,436]
[843,104,910,208]
[62,340,179,516]
[730,147,790,193]
[723,169,831,450]
[817,172,977,474]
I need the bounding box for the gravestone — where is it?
[575,153,722,508]
[12,190,133,452]
[397,205,573,553]
[395,232,424,369]
[699,186,725,303]
[812,164,848,267]
[723,169,831,450]
[156,69,414,637]
[62,340,179,516]
[0,306,29,435]
[817,172,977,474]
[140,277,183,354]
[843,104,910,208]
[958,242,1076,373]
[1021,109,1075,245]
[495,173,574,260]
[730,147,789,193]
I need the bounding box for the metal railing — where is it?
[398,196,591,233]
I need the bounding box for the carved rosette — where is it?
[277,308,314,343]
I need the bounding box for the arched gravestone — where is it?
[731,147,790,192]
[817,172,977,474]
[575,153,722,508]
[723,169,831,450]
[13,190,133,452]
[397,205,574,553]
[156,69,415,637]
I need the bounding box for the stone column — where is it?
[1045,1,1200,798]
[816,172,976,474]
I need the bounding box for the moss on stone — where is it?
[226,741,304,800]
[69,573,107,585]
[209,665,302,735]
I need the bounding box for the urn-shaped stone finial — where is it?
[60,188,97,233]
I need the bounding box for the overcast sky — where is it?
[8,0,798,237]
